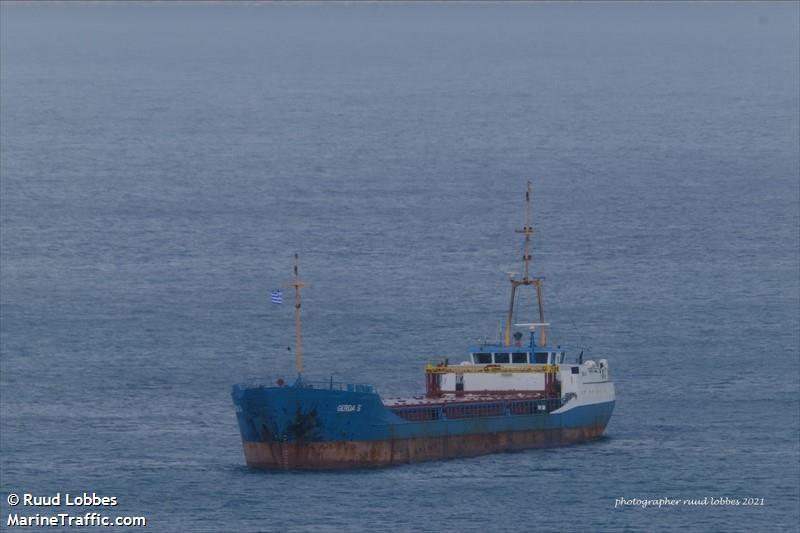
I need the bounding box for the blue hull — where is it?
[232,384,614,469]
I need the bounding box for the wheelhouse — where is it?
[470,349,565,365]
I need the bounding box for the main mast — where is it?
[503,182,547,347]
[290,253,306,373]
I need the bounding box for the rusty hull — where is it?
[242,425,606,470]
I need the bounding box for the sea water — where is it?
[1,3,798,532]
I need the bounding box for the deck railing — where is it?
[301,381,375,394]
[235,378,375,394]
[425,363,560,374]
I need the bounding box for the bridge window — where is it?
[493,352,510,364]
[533,352,549,364]
[512,352,528,364]
[473,353,491,364]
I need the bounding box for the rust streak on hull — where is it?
[242,425,607,470]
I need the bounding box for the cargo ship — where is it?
[232,183,615,469]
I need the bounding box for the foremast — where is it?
[503,182,547,347]
[290,253,306,374]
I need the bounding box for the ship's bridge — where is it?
[421,328,570,399]
[467,345,566,366]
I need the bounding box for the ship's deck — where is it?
[383,391,546,408]
[384,391,560,422]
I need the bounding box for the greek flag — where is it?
[270,289,283,304]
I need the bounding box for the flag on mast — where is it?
[271,289,283,304]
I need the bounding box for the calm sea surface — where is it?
[1,3,798,532]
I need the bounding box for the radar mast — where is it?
[503,182,547,347]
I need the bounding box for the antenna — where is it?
[290,253,306,373]
[519,181,534,282]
